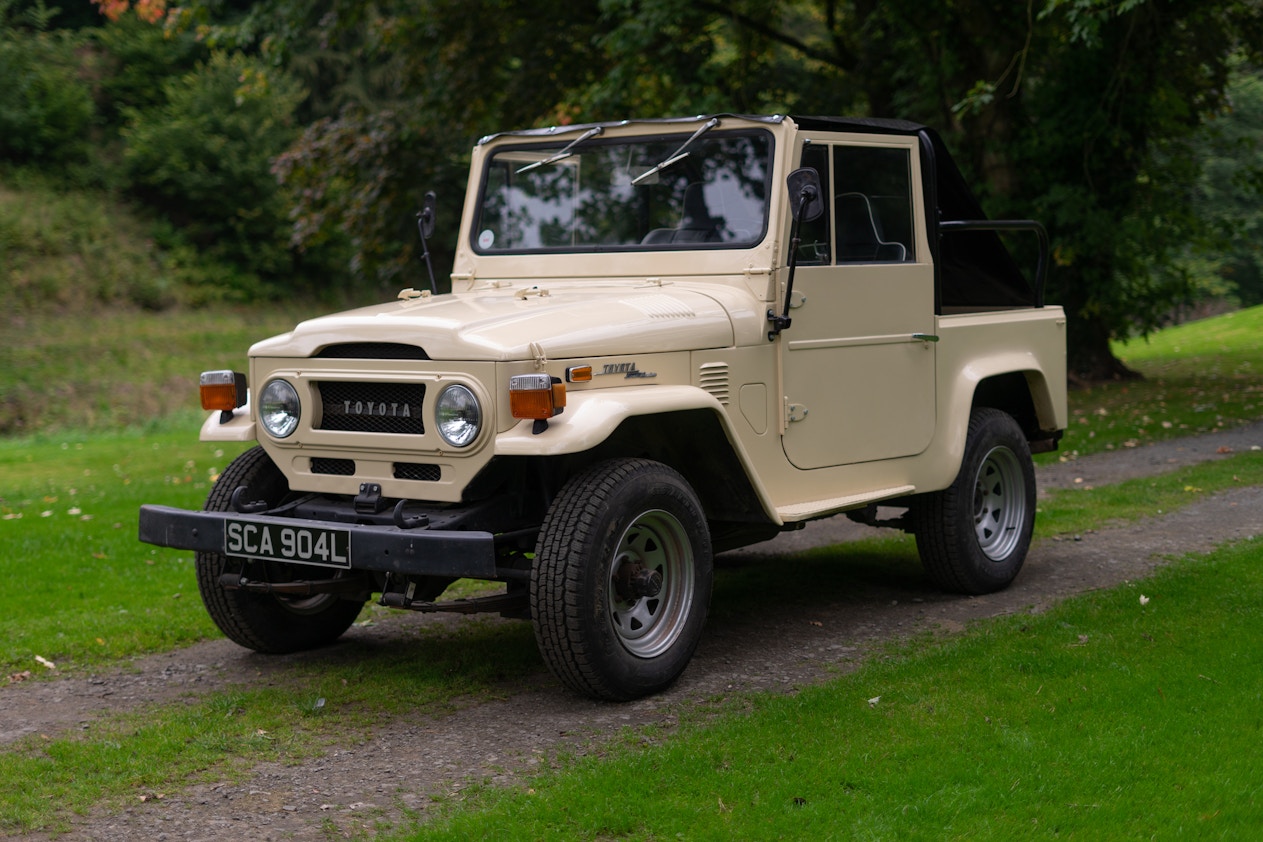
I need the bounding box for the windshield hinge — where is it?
[529,341,549,371]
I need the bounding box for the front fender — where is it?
[199,405,257,442]
[494,385,780,522]
[495,385,726,456]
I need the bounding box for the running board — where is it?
[776,485,916,523]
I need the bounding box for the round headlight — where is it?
[435,384,481,448]
[258,379,301,438]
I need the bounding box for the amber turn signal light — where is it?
[509,373,566,421]
[200,370,248,412]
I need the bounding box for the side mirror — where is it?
[418,191,437,240]
[416,191,438,293]
[786,167,824,222]
[768,167,823,340]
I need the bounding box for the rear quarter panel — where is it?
[922,306,1068,490]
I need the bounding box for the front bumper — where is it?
[138,504,499,580]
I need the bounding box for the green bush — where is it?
[122,51,306,283]
[92,14,205,130]
[0,30,94,165]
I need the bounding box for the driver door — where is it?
[781,137,936,470]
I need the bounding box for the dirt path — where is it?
[8,423,1263,841]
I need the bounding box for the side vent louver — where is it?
[698,362,730,405]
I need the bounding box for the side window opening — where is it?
[833,146,913,263]
[796,144,831,265]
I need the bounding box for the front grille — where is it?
[316,382,426,434]
[315,343,429,360]
[311,457,355,475]
[393,462,442,482]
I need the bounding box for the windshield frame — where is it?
[469,127,777,256]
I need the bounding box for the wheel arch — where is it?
[493,386,778,544]
[971,369,1062,450]
[588,410,774,526]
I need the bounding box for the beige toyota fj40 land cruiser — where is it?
[140,115,1067,700]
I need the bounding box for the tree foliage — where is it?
[3,0,1260,376]
[581,0,1263,379]
[122,51,307,288]
[250,0,611,290]
[0,19,93,165]
[1185,64,1263,309]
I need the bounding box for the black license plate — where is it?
[223,519,352,568]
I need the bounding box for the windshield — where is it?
[473,129,773,253]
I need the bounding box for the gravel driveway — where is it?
[10,422,1263,841]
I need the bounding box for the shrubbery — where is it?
[123,51,307,291]
[0,5,346,312]
[0,29,93,166]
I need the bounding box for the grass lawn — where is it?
[1050,304,1263,460]
[393,535,1263,841]
[0,421,237,673]
[0,439,1259,832]
[0,305,319,435]
[1,303,1261,833]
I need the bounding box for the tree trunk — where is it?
[1066,311,1142,386]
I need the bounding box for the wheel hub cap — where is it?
[972,445,1025,561]
[607,509,694,659]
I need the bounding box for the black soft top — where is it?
[792,116,1041,309]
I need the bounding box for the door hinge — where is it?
[786,402,809,423]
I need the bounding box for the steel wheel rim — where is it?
[607,509,695,659]
[972,445,1025,561]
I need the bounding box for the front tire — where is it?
[195,446,365,653]
[531,459,713,701]
[914,408,1036,594]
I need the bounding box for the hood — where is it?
[250,285,737,361]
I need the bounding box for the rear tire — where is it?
[531,459,713,701]
[195,446,365,653]
[914,408,1036,594]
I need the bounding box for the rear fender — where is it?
[932,354,1065,489]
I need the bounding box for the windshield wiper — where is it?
[630,117,720,185]
[516,126,604,174]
